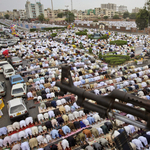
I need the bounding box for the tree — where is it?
[57,13,65,18]
[123,11,130,19]
[38,13,45,22]
[65,12,75,23]
[136,8,149,30]
[103,16,108,20]
[113,15,120,19]
[4,14,9,19]
[93,20,98,22]
[144,0,150,11]
[129,13,137,19]
[46,18,49,23]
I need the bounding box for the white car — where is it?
[0,61,9,73]
[11,83,27,98]
[9,47,16,53]
[7,97,28,119]
[2,27,10,32]
[3,64,15,78]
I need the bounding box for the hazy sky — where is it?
[0,0,146,12]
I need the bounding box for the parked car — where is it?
[7,97,28,119]
[3,64,15,79]
[2,27,10,32]
[0,81,6,96]
[0,41,8,48]
[9,74,24,85]
[0,61,9,73]
[7,40,17,47]
[11,83,27,98]
[8,56,22,66]
[9,47,16,53]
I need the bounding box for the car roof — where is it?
[8,98,23,107]
[10,74,22,79]
[12,83,25,88]
[3,64,13,68]
[0,61,8,64]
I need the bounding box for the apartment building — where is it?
[25,1,44,19]
[18,10,26,19]
[118,5,128,13]
[0,11,13,19]
[13,9,19,19]
[132,7,141,13]
[36,2,44,17]
[101,3,117,11]
[95,8,101,16]
[95,8,116,18]
[105,9,116,18]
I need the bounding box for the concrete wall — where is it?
[54,21,148,34]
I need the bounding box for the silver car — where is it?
[9,56,23,66]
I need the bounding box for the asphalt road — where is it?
[0,60,40,127]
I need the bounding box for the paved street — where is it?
[0,60,40,127]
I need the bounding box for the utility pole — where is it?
[71,0,73,12]
[51,0,55,23]
[147,0,150,35]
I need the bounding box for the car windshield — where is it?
[12,88,23,94]
[13,77,22,82]
[5,68,13,73]
[12,57,20,61]
[10,104,25,114]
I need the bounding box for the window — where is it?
[13,77,22,82]
[12,88,24,94]
[5,69,13,73]
[10,104,25,114]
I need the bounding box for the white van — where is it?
[0,61,9,73]
[3,64,15,78]
[11,83,27,98]
[7,97,28,119]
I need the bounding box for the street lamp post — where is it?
[147,0,150,34]
[65,5,69,23]
[71,0,73,12]
[51,0,55,23]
